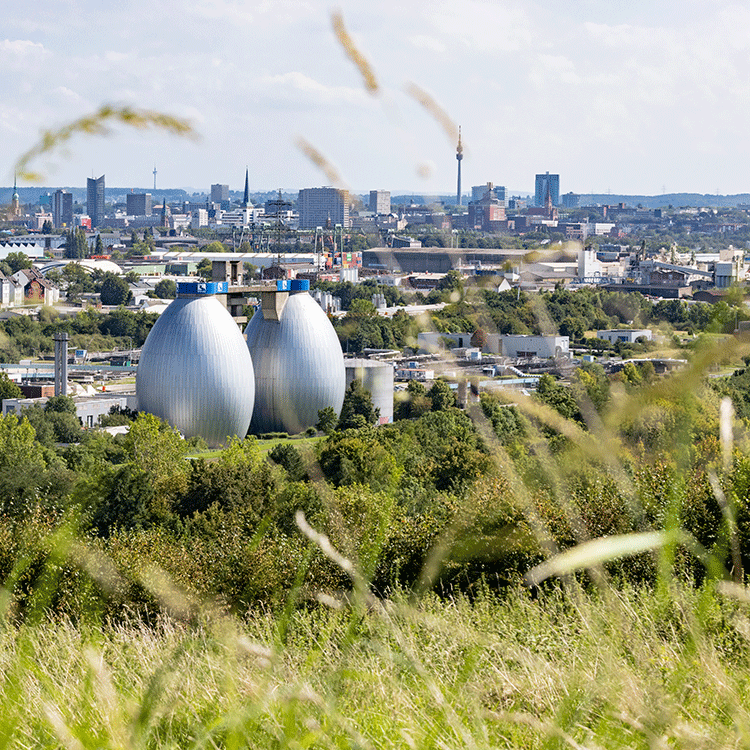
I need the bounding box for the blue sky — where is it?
[3,0,750,197]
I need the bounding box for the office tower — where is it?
[369,190,390,215]
[126,192,152,216]
[535,172,560,207]
[562,192,580,208]
[52,189,73,227]
[298,187,350,229]
[211,184,229,204]
[87,175,105,228]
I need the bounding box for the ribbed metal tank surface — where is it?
[245,291,345,434]
[136,295,255,446]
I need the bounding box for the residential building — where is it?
[534,172,560,207]
[562,192,580,208]
[298,187,350,229]
[87,175,105,228]
[12,267,59,305]
[126,193,152,216]
[369,190,390,215]
[52,190,73,228]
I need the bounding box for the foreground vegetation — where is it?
[2,280,750,746]
[3,581,750,749]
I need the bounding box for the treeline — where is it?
[0,307,158,362]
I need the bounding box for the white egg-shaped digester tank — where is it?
[245,279,345,434]
[136,281,255,446]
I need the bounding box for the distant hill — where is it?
[580,194,750,209]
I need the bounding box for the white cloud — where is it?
[0,39,47,55]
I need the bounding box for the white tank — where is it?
[245,287,345,434]
[136,284,255,446]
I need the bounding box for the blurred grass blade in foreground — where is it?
[14,105,198,182]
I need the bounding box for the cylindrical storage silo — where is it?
[136,282,255,446]
[245,282,345,434]
[344,358,394,424]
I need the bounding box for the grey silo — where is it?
[245,289,345,435]
[136,288,255,446]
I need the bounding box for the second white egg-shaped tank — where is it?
[245,285,345,434]
[137,284,255,446]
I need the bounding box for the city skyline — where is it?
[3,1,750,196]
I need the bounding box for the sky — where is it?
[3,0,750,197]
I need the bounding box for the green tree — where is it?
[5,251,31,274]
[427,379,457,411]
[44,395,77,414]
[154,279,176,299]
[337,379,380,430]
[41,219,52,234]
[0,373,22,403]
[269,442,308,482]
[197,257,212,279]
[394,380,432,420]
[99,273,132,306]
[316,406,338,434]
[94,234,104,255]
[204,241,227,253]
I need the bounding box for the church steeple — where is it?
[10,175,20,218]
[243,167,249,208]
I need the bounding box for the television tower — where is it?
[153,165,157,190]
[456,126,463,206]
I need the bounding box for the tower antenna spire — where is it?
[456,126,464,207]
[153,165,157,190]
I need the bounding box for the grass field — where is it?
[2,581,749,749]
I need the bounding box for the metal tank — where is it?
[245,280,345,434]
[136,282,255,446]
[344,358,394,424]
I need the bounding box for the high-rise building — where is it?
[87,175,105,228]
[211,184,227,204]
[471,184,506,205]
[562,192,580,208]
[369,190,391,215]
[535,172,560,207]
[298,187,350,230]
[126,193,152,216]
[52,189,73,227]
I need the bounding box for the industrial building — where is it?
[246,279,345,435]
[597,329,653,345]
[136,281,256,446]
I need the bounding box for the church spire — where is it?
[243,167,249,208]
